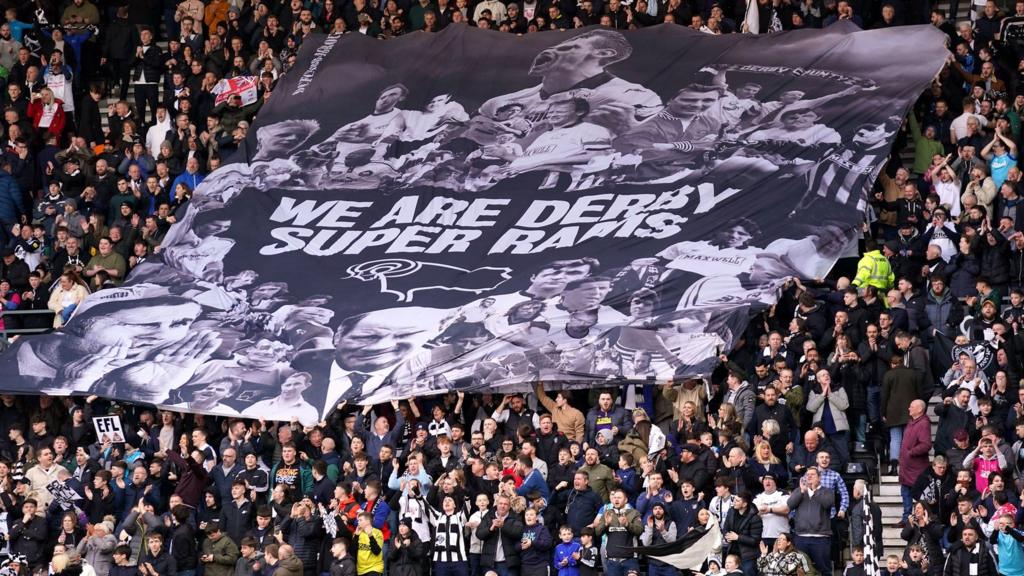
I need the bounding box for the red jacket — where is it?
[27,98,66,142]
[899,413,932,486]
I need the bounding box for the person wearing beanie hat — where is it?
[925,272,962,340]
[389,515,426,576]
[752,475,789,550]
[640,500,677,576]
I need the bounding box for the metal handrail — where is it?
[0,309,57,347]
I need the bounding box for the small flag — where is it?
[320,504,338,538]
[630,518,722,570]
[213,76,259,107]
[863,491,880,576]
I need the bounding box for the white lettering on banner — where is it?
[260,183,735,256]
[292,32,342,95]
[270,197,372,227]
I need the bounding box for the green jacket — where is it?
[201,534,240,576]
[578,462,615,503]
[909,114,946,175]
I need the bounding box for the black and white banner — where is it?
[0,24,948,421]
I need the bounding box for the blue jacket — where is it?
[615,468,641,505]
[516,468,549,501]
[564,488,602,535]
[517,522,553,568]
[636,488,671,522]
[0,169,23,223]
[555,540,582,576]
[171,170,205,193]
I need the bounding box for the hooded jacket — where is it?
[273,555,304,576]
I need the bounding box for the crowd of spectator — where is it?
[7,2,1024,576]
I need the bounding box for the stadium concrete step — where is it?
[868,395,943,555]
[99,40,169,133]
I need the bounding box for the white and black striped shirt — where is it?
[426,505,468,563]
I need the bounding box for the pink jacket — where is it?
[967,453,1005,494]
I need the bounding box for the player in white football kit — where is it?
[663,221,854,310]
[746,108,842,151]
[312,84,410,167]
[504,98,614,176]
[702,81,763,133]
[477,29,662,138]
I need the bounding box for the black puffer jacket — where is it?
[388,531,426,576]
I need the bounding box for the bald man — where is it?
[897,399,932,526]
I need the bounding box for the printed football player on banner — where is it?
[0,23,951,420]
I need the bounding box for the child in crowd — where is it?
[844,546,866,576]
[903,545,928,576]
[724,554,744,576]
[881,554,904,576]
[554,525,581,576]
[705,557,724,576]
[577,527,599,576]
[615,453,640,505]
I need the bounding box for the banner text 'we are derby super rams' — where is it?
[0,23,949,423]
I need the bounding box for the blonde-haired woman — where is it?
[750,439,789,486]
[677,400,709,444]
[708,403,740,436]
[48,272,89,328]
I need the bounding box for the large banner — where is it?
[0,24,947,423]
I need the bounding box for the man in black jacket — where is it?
[0,248,30,291]
[132,27,164,125]
[102,7,135,101]
[170,505,198,576]
[220,480,254,546]
[944,526,997,576]
[894,331,936,399]
[9,499,47,570]
[751,387,797,452]
[721,492,763,576]
[475,494,525,574]
[329,538,356,576]
[138,532,176,576]
[78,84,103,148]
